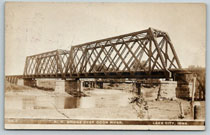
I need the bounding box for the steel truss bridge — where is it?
[6,28,187,81]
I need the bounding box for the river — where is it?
[5,89,134,111]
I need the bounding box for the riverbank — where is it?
[5,82,205,122]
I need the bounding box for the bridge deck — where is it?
[6,69,190,80]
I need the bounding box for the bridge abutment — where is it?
[175,73,193,100]
[157,80,177,100]
[155,73,194,100]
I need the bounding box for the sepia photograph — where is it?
[4,2,206,130]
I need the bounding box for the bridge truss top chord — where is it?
[22,28,183,79]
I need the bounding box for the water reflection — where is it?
[64,97,78,109]
[64,97,96,109]
[5,89,132,110]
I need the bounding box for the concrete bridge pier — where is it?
[54,80,66,93]
[155,73,193,100]
[78,80,84,92]
[64,79,83,96]
[23,78,37,87]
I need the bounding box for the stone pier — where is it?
[157,77,194,100]
[64,79,83,95]
[54,80,66,93]
[157,80,177,100]
[175,73,193,100]
[23,79,37,87]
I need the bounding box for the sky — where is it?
[5,2,206,75]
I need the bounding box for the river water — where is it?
[5,89,134,110]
